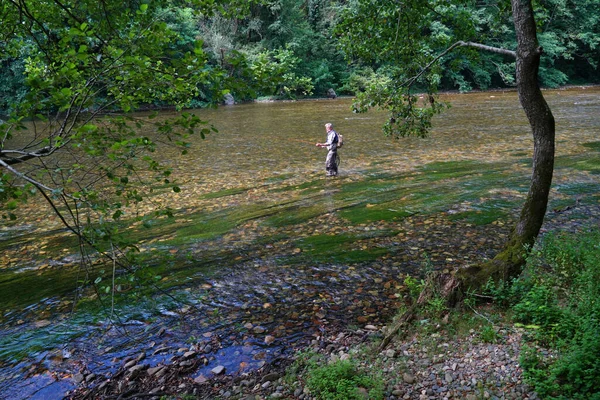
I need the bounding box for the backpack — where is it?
[336,132,344,149]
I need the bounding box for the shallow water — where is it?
[1,87,599,399]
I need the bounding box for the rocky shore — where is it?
[68,317,542,400]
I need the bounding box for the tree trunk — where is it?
[457,0,556,290]
[382,1,557,350]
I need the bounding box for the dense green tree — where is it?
[458,0,600,89]
[338,0,559,294]
[232,0,349,97]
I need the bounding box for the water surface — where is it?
[1,87,599,399]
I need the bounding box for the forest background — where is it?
[1,0,599,114]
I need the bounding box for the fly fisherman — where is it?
[315,123,339,177]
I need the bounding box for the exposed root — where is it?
[378,304,417,352]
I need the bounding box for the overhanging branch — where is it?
[403,41,516,89]
[456,41,517,58]
[0,158,57,192]
[1,146,54,165]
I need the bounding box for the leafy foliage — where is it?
[306,359,384,400]
[493,229,600,399]
[249,47,314,98]
[0,0,239,313]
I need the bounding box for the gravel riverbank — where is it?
[184,320,542,400]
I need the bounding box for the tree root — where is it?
[378,258,518,351]
[378,304,417,352]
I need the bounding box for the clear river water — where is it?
[1,86,599,399]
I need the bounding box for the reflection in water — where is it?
[1,87,600,399]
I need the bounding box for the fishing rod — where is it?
[288,138,317,145]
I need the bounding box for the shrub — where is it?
[515,229,600,399]
[306,360,384,400]
[512,284,563,334]
[479,324,500,344]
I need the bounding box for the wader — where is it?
[325,148,337,176]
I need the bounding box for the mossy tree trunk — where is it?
[458,0,556,290]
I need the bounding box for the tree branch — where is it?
[1,146,54,165]
[456,41,517,58]
[0,157,57,192]
[403,41,516,89]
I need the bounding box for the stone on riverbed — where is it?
[211,365,226,375]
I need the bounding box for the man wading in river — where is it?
[316,123,339,177]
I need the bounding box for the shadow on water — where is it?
[1,87,600,399]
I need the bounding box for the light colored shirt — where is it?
[325,130,338,151]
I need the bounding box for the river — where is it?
[1,86,599,399]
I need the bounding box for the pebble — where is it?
[183,351,197,359]
[261,373,280,383]
[206,326,539,400]
[73,373,84,384]
[147,366,164,376]
[403,373,415,384]
[211,365,226,375]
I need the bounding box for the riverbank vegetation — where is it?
[286,227,600,400]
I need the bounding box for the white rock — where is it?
[211,365,226,375]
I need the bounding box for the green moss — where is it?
[0,264,81,311]
[175,215,238,241]
[572,157,600,174]
[447,199,516,225]
[265,173,295,183]
[339,204,413,224]
[336,176,400,196]
[582,141,600,152]
[556,182,600,196]
[264,206,324,227]
[554,154,600,173]
[417,160,492,180]
[270,179,323,193]
[199,187,251,199]
[290,231,395,264]
[448,208,508,225]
